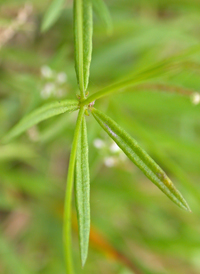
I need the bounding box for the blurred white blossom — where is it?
[40,66,68,99]
[57,72,67,84]
[41,83,55,99]
[191,92,200,105]
[93,138,105,149]
[94,137,127,168]
[110,142,120,153]
[104,156,116,167]
[41,65,53,78]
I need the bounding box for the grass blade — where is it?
[63,107,85,274]
[92,0,112,34]
[75,116,90,267]
[74,0,93,98]
[91,108,191,212]
[2,99,78,143]
[41,0,65,32]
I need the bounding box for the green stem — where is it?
[63,106,85,274]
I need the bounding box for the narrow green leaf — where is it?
[80,45,200,106]
[74,0,93,98]
[92,0,112,34]
[41,0,65,32]
[91,108,191,212]
[63,107,85,274]
[75,116,90,267]
[2,100,78,143]
[81,61,173,106]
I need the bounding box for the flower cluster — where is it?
[40,65,67,99]
[93,138,126,167]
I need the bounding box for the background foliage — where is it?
[0,0,200,273]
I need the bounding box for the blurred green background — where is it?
[0,0,200,273]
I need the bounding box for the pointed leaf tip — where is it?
[91,108,191,212]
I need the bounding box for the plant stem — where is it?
[63,106,85,274]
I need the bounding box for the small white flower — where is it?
[93,138,105,149]
[110,142,120,153]
[191,92,200,105]
[41,83,55,99]
[104,156,116,167]
[41,66,53,78]
[44,83,55,93]
[57,72,67,84]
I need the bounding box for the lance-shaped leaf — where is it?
[41,0,65,32]
[92,0,112,34]
[80,45,200,107]
[74,0,93,97]
[63,107,85,274]
[91,108,191,212]
[75,116,90,267]
[2,99,78,143]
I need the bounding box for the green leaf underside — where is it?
[41,0,65,32]
[74,0,93,97]
[91,108,191,212]
[92,0,112,34]
[75,116,90,267]
[2,100,78,143]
